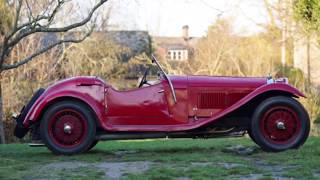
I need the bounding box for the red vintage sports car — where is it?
[14,55,310,155]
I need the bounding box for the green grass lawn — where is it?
[1,137,320,180]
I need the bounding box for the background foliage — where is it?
[294,0,320,34]
[0,0,12,35]
[1,0,320,143]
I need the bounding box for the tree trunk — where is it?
[281,0,287,70]
[0,75,5,144]
[307,35,311,92]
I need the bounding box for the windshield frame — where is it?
[151,54,177,103]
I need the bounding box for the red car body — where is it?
[13,57,310,154]
[22,76,304,131]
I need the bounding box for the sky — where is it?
[80,0,271,37]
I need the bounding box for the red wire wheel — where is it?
[40,101,96,155]
[48,109,88,148]
[251,96,310,152]
[260,106,301,144]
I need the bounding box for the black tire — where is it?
[247,129,257,144]
[251,96,310,152]
[86,140,99,152]
[40,100,96,155]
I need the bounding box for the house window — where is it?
[177,51,181,60]
[166,50,189,60]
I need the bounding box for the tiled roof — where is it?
[153,36,201,50]
[159,43,188,50]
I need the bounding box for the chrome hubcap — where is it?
[276,121,286,130]
[63,124,72,134]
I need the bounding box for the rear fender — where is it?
[22,87,106,128]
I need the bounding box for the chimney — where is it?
[182,25,189,40]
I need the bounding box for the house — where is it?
[153,25,200,61]
[40,30,152,62]
[41,27,202,62]
[103,30,151,60]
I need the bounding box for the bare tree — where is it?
[263,0,296,67]
[0,0,110,144]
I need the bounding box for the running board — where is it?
[97,133,168,141]
[28,143,45,147]
[96,131,245,141]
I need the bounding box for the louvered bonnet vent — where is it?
[197,92,226,109]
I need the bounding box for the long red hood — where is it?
[169,75,267,89]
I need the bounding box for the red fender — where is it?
[184,82,306,130]
[22,77,106,128]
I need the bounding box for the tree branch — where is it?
[2,29,93,71]
[25,0,36,23]
[7,0,108,48]
[7,0,65,40]
[13,0,23,32]
[37,0,108,32]
[46,0,65,25]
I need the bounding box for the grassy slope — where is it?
[0,137,320,179]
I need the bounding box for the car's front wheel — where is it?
[86,140,99,152]
[40,100,96,155]
[247,129,257,143]
[251,96,310,152]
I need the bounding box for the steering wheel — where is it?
[138,68,151,88]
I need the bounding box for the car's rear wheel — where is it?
[40,101,96,155]
[251,96,309,152]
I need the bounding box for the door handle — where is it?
[158,90,164,93]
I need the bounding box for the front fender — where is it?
[252,82,306,98]
[208,82,305,120]
[190,83,306,130]
[22,85,106,128]
[218,82,305,118]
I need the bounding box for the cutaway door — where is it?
[106,83,173,125]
